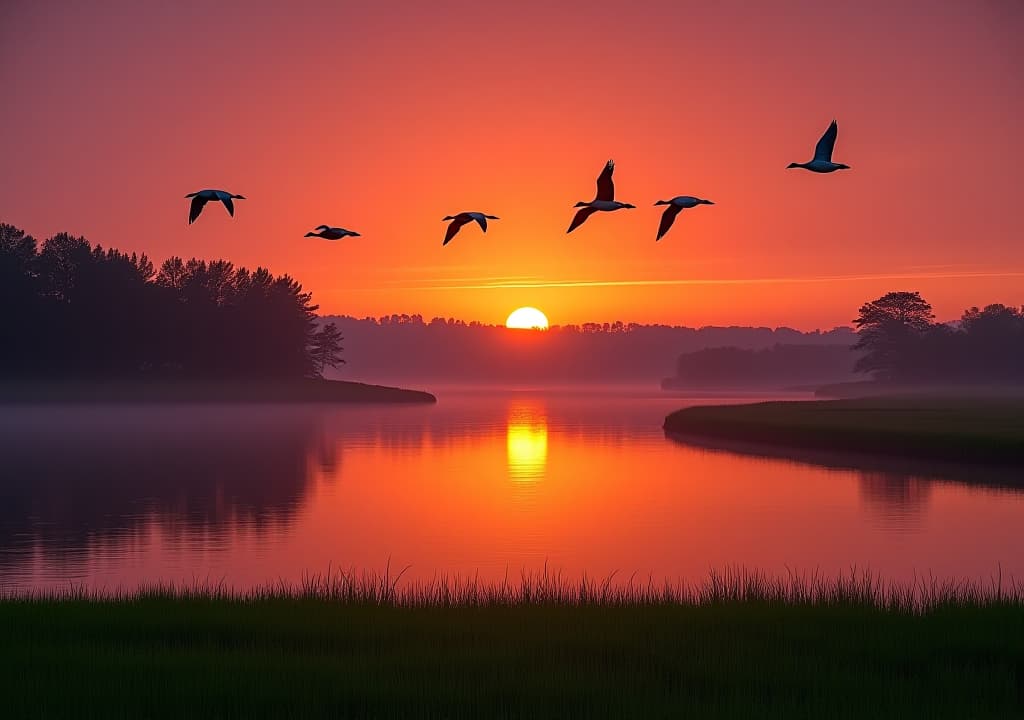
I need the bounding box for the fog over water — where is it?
[2,387,1022,592]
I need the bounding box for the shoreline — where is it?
[0,378,436,405]
[663,396,1024,466]
[814,380,1024,399]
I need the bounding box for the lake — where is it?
[2,387,1022,592]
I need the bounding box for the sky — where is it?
[1,0,1021,329]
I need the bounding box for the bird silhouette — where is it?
[653,196,715,241]
[567,160,636,233]
[442,212,499,246]
[787,120,850,173]
[305,225,361,240]
[185,189,246,224]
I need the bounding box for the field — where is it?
[3,570,1022,719]
[664,395,1024,465]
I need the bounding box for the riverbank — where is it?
[0,378,436,404]
[2,572,1021,719]
[814,381,1024,399]
[664,396,1024,465]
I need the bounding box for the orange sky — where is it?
[1,0,1021,329]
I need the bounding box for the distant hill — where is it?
[320,315,856,385]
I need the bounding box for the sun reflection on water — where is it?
[506,402,548,481]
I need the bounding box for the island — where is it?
[663,395,1024,465]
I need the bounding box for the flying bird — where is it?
[653,196,715,241]
[305,225,361,240]
[787,120,850,173]
[442,212,499,246]
[567,160,636,233]
[185,189,246,224]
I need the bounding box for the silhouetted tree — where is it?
[846,292,1024,385]
[853,291,935,380]
[310,322,345,377]
[959,304,1024,382]
[0,222,327,381]
[0,224,42,373]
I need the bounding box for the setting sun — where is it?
[505,307,549,330]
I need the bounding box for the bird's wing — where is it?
[220,196,235,217]
[656,205,684,241]
[567,206,599,233]
[316,225,331,231]
[595,159,615,201]
[813,120,838,162]
[188,196,208,224]
[443,217,469,245]
[473,214,488,233]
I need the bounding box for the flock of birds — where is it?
[186,120,850,245]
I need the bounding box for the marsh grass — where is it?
[663,395,1024,464]
[3,568,1022,719]
[6,564,1022,611]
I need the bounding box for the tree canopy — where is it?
[852,291,1024,384]
[0,222,343,379]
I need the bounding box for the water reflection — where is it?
[506,402,548,481]
[0,406,323,584]
[1,392,1023,592]
[858,473,933,532]
[664,431,1024,532]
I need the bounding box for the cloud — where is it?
[399,269,1024,292]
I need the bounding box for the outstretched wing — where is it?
[567,206,599,234]
[188,196,208,224]
[315,225,331,231]
[656,205,684,241]
[595,159,615,201]
[220,196,235,217]
[813,120,838,162]
[443,217,469,246]
[473,214,488,233]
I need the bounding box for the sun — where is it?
[505,307,549,330]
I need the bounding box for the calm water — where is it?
[2,387,1023,592]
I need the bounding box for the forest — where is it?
[0,223,343,379]
[663,344,859,389]
[320,314,855,384]
[852,291,1024,385]
[663,291,1024,390]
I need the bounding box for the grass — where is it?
[2,568,1023,719]
[664,395,1024,465]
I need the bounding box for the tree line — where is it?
[853,291,1024,384]
[0,223,343,379]
[321,314,855,383]
[664,344,859,389]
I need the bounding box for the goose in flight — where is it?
[185,189,246,224]
[442,212,499,246]
[653,196,715,241]
[305,225,361,240]
[567,160,636,233]
[787,120,850,173]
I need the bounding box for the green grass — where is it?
[664,395,1024,464]
[2,569,1022,719]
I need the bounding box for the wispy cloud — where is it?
[411,275,544,285]
[397,269,1024,292]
